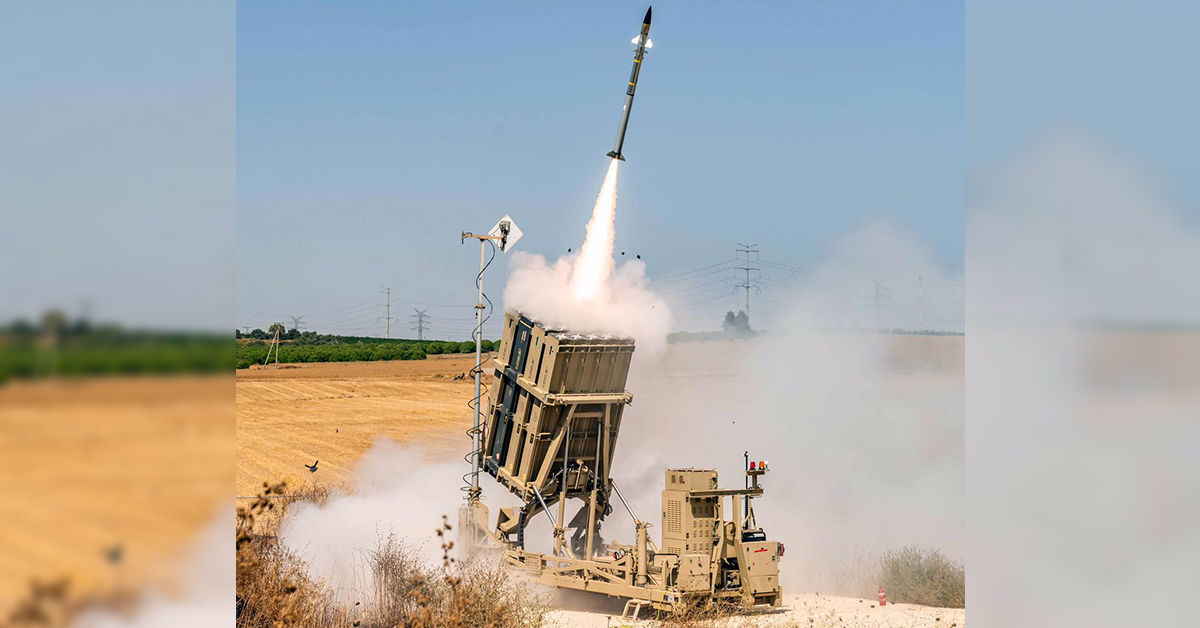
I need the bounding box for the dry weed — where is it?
[237,486,549,628]
[879,546,965,608]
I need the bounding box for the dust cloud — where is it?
[968,132,1200,627]
[277,439,466,602]
[794,217,965,332]
[606,220,965,594]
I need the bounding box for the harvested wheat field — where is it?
[0,376,232,612]
[235,354,487,496]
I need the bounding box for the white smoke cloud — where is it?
[278,439,466,602]
[608,220,966,594]
[768,217,964,333]
[968,132,1200,627]
[503,156,674,356]
[504,252,674,356]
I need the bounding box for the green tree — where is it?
[734,310,750,331]
[722,310,751,333]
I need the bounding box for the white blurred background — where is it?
[968,1,1200,626]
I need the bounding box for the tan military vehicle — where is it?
[459,312,783,616]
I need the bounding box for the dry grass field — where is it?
[235,354,485,496]
[0,376,232,612]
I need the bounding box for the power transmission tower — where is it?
[241,326,252,336]
[288,316,304,333]
[869,278,890,329]
[410,308,430,341]
[734,243,761,326]
[380,287,398,338]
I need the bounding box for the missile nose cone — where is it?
[643,6,652,26]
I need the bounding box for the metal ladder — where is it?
[620,599,646,621]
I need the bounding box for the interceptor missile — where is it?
[606,6,652,162]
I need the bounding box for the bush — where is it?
[878,546,965,608]
[236,484,549,628]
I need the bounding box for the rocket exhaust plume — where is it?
[506,155,672,355]
[570,158,621,301]
[569,7,652,300]
[504,8,669,352]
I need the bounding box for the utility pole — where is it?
[461,215,521,507]
[264,323,282,367]
[869,278,889,329]
[380,287,397,339]
[735,243,760,326]
[410,309,430,341]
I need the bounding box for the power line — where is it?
[647,258,738,284]
[662,283,738,302]
[657,276,735,298]
[677,292,740,310]
[302,297,383,318]
[758,260,811,275]
[651,265,739,287]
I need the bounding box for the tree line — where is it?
[0,312,229,383]
[236,336,496,369]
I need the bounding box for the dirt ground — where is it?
[546,593,964,628]
[0,376,232,610]
[235,354,486,496]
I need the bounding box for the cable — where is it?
[301,297,383,318]
[677,292,740,309]
[647,258,738,284]
[656,275,737,297]
[463,239,497,494]
[663,283,738,302]
[758,260,812,274]
[648,264,738,286]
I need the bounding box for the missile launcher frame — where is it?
[459,312,783,615]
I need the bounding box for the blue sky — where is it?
[968,0,1200,212]
[236,1,964,337]
[1,2,234,330]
